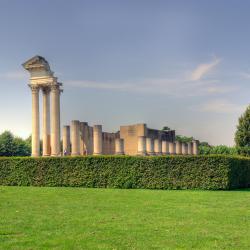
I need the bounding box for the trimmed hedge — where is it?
[0,155,250,190]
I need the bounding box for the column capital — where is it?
[51,84,60,92]
[29,84,40,93]
[42,86,51,94]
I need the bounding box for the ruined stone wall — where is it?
[120,124,147,155]
[120,124,175,156]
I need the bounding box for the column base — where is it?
[93,153,102,155]
[50,153,61,157]
[115,152,125,155]
[147,152,155,156]
[137,151,147,156]
[31,154,40,157]
[42,154,51,157]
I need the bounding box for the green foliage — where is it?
[199,145,238,155]
[235,105,250,147]
[0,155,249,190]
[162,126,171,131]
[236,146,250,157]
[0,131,31,156]
[175,135,194,143]
[0,131,16,156]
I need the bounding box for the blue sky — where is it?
[0,0,249,145]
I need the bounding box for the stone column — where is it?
[175,141,182,155]
[169,142,175,155]
[192,140,199,155]
[71,120,80,156]
[154,139,162,155]
[30,85,40,157]
[62,125,70,156]
[115,138,124,155]
[51,85,61,156]
[137,136,146,155]
[42,87,50,156]
[162,140,169,155]
[93,125,103,155]
[146,138,154,155]
[187,142,193,155]
[182,142,188,155]
[80,122,88,155]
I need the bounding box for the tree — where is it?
[0,131,31,156]
[0,131,15,156]
[14,137,31,156]
[175,135,194,143]
[235,105,250,147]
[162,126,171,131]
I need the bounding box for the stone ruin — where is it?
[23,55,199,157]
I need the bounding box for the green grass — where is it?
[0,187,250,249]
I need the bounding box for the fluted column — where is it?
[169,142,175,155]
[193,140,199,155]
[162,141,169,155]
[42,87,50,156]
[93,125,103,155]
[51,85,61,156]
[146,138,154,155]
[71,120,80,156]
[115,138,124,155]
[30,85,40,157]
[187,142,193,155]
[182,142,188,155]
[137,136,146,155]
[154,139,162,155]
[62,125,70,156]
[175,141,182,155]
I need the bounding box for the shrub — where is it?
[0,155,249,190]
[236,146,250,157]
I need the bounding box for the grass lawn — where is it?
[0,187,250,249]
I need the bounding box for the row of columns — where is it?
[137,136,199,155]
[63,121,126,156]
[30,84,61,157]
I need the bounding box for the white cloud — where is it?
[192,99,246,114]
[66,77,235,97]
[189,57,221,81]
[64,56,236,98]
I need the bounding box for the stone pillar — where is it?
[51,85,61,156]
[169,142,175,155]
[175,141,182,155]
[80,122,88,155]
[62,125,70,156]
[187,142,193,155]
[88,126,94,155]
[146,138,154,155]
[137,136,146,155]
[93,125,103,155]
[30,85,40,157]
[42,87,50,156]
[192,140,199,155]
[162,140,169,155]
[154,139,162,155]
[115,138,124,155]
[71,120,80,156]
[182,142,188,155]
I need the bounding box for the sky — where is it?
[0,0,249,146]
